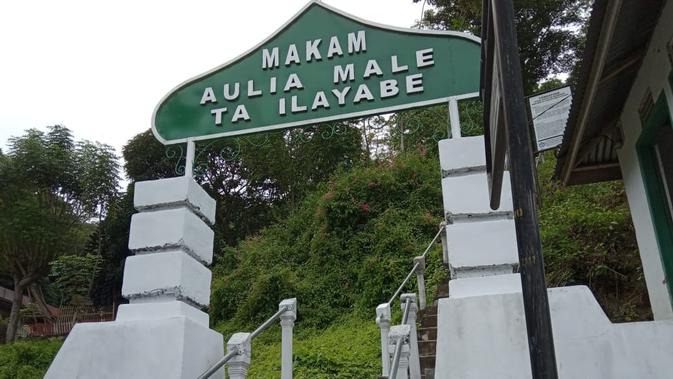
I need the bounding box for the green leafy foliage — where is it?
[49,254,103,305]
[210,152,446,329]
[386,100,484,157]
[245,316,380,378]
[538,153,651,321]
[415,0,591,93]
[0,338,63,379]
[0,125,120,342]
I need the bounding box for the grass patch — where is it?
[235,315,381,378]
[0,338,63,379]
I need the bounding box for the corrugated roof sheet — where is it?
[555,0,665,185]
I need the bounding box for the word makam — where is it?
[199,30,435,127]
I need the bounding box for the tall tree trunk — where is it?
[28,283,53,320]
[6,278,25,343]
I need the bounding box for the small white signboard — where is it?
[528,86,572,151]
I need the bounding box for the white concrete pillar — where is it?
[376,303,392,375]
[388,325,411,379]
[279,298,297,379]
[120,176,216,322]
[45,176,224,379]
[401,293,421,379]
[438,136,519,279]
[227,332,251,379]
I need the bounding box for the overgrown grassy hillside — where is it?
[538,153,651,321]
[210,152,447,331]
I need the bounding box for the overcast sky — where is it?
[0,0,425,158]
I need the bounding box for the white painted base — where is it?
[435,279,673,378]
[45,317,224,379]
[116,301,209,327]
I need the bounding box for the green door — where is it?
[637,81,673,302]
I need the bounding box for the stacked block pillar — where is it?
[45,177,224,379]
[439,136,518,278]
[119,176,216,325]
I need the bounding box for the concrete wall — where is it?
[435,277,673,378]
[617,0,673,320]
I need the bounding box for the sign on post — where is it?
[528,86,572,152]
[152,0,480,145]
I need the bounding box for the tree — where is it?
[414,0,591,93]
[120,124,364,247]
[50,254,103,305]
[0,125,120,342]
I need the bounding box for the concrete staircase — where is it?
[417,276,449,379]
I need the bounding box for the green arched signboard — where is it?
[152,0,480,144]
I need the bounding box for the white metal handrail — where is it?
[388,297,412,379]
[198,298,297,379]
[377,222,448,379]
[388,224,445,305]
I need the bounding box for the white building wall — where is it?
[617,0,673,320]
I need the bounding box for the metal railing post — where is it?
[401,294,421,379]
[376,303,392,376]
[226,332,251,379]
[413,257,426,311]
[440,221,448,265]
[279,298,297,379]
[388,324,411,379]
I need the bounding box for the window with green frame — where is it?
[636,76,673,302]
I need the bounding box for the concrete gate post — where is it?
[279,298,297,379]
[376,303,392,375]
[388,325,411,379]
[45,176,225,379]
[226,332,251,379]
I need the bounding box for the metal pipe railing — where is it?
[420,225,446,259]
[250,306,288,339]
[388,224,445,304]
[401,297,412,324]
[389,338,404,379]
[197,350,239,379]
[388,297,412,379]
[389,262,421,304]
[380,223,446,379]
[198,304,291,379]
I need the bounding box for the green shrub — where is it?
[211,152,447,330]
[538,153,651,321]
[245,316,380,378]
[0,338,62,379]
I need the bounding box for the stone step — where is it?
[421,314,437,328]
[436,281,450,298]
[419,339,436,356]
[420,354,435,369]
[419,304,438,319]
[422,367,435,379]
[418,326,437,341]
